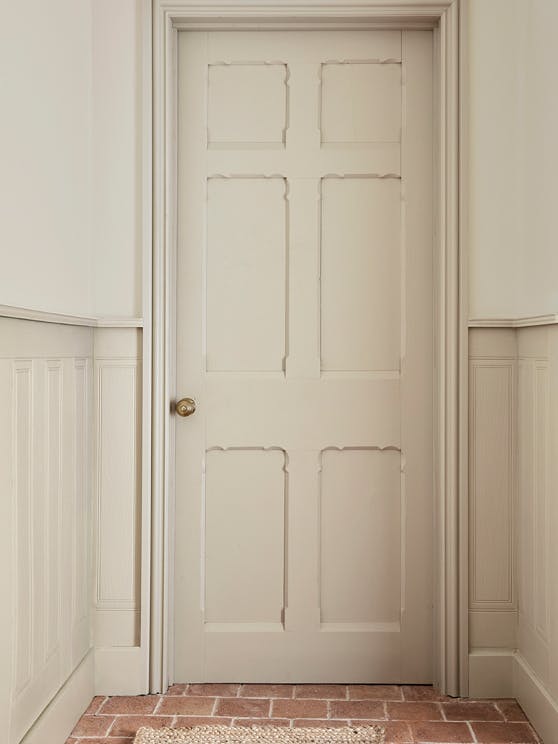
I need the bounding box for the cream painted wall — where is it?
[3,0,553,321]
[467,0,523,319]
[0,0,93,316]
[468,0,558,319]
[92,0,144,319]
[518,1,558,317]
[0,0,144,320]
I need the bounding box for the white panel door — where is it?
[175,29,433,683]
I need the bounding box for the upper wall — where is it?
[2,0,556,321]
[518,1,558,317]
[468,0,558,319]
[0,0,93,316]
[467,0,523,319]
[90,0,558,322]
[92,0,144,318]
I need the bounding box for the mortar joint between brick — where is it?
[466,720,479,743]
[105,715,116,736]
[153,695,164,715]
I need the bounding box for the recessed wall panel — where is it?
[320,177,401,372]
[469,362,514,607]
[208,64,287,146]
[205,449,285,624]
[206,177,286,372]
[320,449,401,624]
[321,63,401,144]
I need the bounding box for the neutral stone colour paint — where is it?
[3,1,558,744]
[174,27,434,684]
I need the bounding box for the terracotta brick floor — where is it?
[66,685,541,744]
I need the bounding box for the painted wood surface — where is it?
[174,28,434,682]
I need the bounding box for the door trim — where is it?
[150,0,468,696]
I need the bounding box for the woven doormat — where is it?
[134,725,385,744]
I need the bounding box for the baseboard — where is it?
[94,647,148,695]
[19,650,94,744]
[468,649,514,697]
[514,652,558,744]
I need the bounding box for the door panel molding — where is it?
[151,0,467,696]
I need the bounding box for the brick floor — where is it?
[66,685,542,744]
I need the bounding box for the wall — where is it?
[91,0,145,318]
[467,0,558,320]
[468,329,517,697]
[518,1,558,317]
[0,1,146,739]
[0,0,93,317]
[468,324,558,741]
[0,318,94,744]
[467,1,558,740]
[93,328,146,694]
[466,0,523,319]
[514,326,558,742]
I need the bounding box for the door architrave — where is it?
[149,0,468,697]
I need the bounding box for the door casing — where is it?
[148,0,468,699]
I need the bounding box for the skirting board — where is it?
[20,650,94,744]
[95,647,147,696]
[468,649,514,698]
[514,653,558,744]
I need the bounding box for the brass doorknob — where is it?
[176,397,196,417]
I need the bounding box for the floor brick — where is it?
[187,684,240,697]
[272,699,328,719]
[167,684,189,695]
[173,717,233,727]
[71,715,115,737]
[295,684,347,699]
[234,718,291,726]
[401,685,451,702]
[387,701,442,721]
[110,716,174,737]
[442,701,504,721]
[496,700,529,721]
[158,696,216,715]
[471,720,539,742]
[411,720,474,742]
[329,700,385,720]
[348,685,402,701]
[84,696,108,715]
[240,684,294,698]
[216,697,271,717]
[99,696,161,715]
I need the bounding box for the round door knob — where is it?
[176,397,196,417]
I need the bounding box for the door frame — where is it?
[149,0,468,697]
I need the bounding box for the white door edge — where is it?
[148,0,467,698]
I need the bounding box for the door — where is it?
[174,29,433,683]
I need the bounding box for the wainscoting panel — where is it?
[0,318,94,744]
[517,327,558,708]
[469,324,558,739]
[93,329,142,653]
[468,329,517,680]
